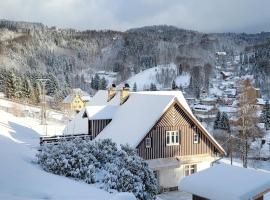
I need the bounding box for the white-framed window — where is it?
[194,133,200,144]
[145,137,152,148]
[166,131,180,146]
[184,164,197,176]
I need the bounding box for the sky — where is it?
[0,0,270,33]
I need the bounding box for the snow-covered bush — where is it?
[37,138,97,183]
[37,138,158,200]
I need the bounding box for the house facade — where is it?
[63,87,225,190]
[62,88,91,112]
[63,95,85,112]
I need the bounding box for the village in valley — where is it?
[1,46,270,200]
[1,1,270,199]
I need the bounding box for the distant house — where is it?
[192,104,219,123]
[200,97,217,106]
[62,86,225,190]
[220,71,232,80]
[63,94,85,112]
[180,164,270,200]
[62,88,91,112]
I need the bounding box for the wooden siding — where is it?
[89,119,112,139]
[137,102,219,160]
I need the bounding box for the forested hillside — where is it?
[1,19,270,103]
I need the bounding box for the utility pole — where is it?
[37,79,49,135]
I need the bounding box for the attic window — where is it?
[194,133,200,144]
[145,138,152,148]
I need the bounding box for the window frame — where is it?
[184,164,197,176]
[194,132,200,144]
[166,131,180,146]
[145,137,152,148]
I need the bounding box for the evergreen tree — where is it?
[171,80,177,89]
[133,82,137,92]
[220,112,231,132]
[21,78,32,99]
[150,83,157,91]
[262,100,270,130]
[46,73,59,96]
[99,77,107,90]
[214,111,221,130]
[5,71,17,99]
[91,74,100,90]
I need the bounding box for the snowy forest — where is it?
[2,20,270,102]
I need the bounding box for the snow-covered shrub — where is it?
[37,138,158,200]
[37,138,97,183]
[102,144,158,200]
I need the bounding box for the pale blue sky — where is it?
[0,0,269,33]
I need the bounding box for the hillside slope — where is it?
[1,20,270,93]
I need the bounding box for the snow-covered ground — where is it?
[0,109,134,200]
[124,63,190,91]
[0,98,64,122]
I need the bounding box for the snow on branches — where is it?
[37,138,158,200]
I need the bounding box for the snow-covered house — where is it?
[192,104,219,123]
[63,86,225,190]
[62,88,91,112]
[179,164,270,200]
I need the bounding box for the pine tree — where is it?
[5,71,17,99]
[21,78,32,99]
[220,112,230,132]
[262,100,270,130]
[150,83,157,91]
[214,111,221,129]
[91,74,100,90]
[171,80,177,89]
[132,82,137,92]
[46,73,59,96]
[99,77,107,90]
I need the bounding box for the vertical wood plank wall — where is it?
[89,119,112,138]
[137,103,218,160]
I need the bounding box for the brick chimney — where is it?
[120,83,130,105]
[107,84,116,102]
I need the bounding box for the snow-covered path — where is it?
[0,110,118,200]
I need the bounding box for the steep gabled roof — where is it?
[95,91,225,155]
[95,92,176,148]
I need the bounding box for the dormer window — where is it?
[166,131,180,146]
[145,137,152,148]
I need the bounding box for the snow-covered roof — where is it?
[89,90,120,106]
[179,164,270,200]
[81,95,92,102]
[65,90,224,154]
[192,104,214,112]
[95,91,224,154]
[221,71,232,77]
[95,92,178,147]
[63,105,118,135]
[63,109,88,135]
[257,98,266,105]
[85,105,118,120]
[216,51,227,56]
[218,106,237,113]
[201,97,217,102]
[62,95,75,103]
